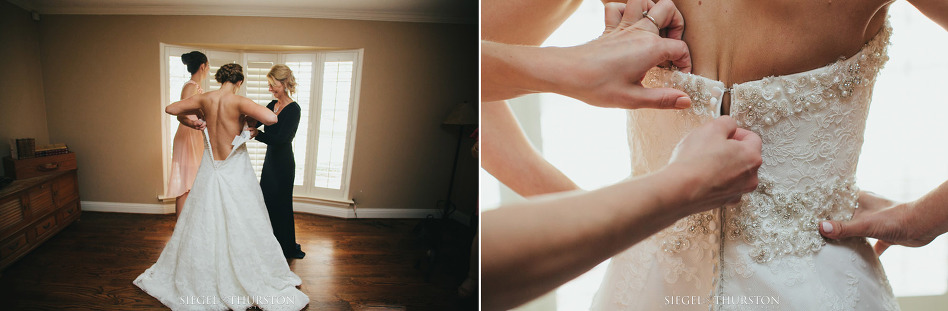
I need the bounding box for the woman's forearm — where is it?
[481,164,694,310]
[910,179,948,239]
[482,41,566,103]
[481,101,580,196]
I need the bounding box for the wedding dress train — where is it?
[135,129,309,311]
[591,21,900,311]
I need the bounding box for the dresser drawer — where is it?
[0,195,26,233]
[57,201,81,224]
[33,215,58,240]
[0,233,28,262]
[3,153,77,180]
[27,183,55,217]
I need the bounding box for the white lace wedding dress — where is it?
[135,130,309,311]
[591,22,900,310]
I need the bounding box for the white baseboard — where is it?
[81,201,174,214]
[292,200,353,218]
[79,200,460,221]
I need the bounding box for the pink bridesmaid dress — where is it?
[166,80,205,198]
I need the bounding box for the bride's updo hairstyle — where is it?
[180,51,207,75]
[215,63,245,84]
[267,65,297,96]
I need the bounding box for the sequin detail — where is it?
[726,178,858,263]
[731,24,891,130]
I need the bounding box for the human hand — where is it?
[190,119,207,131]
[549,0,691,110]
[179,115,206,130]
[249,127,259,138]
[664,116,762,215]
[820,191,942,255]
[603,0,685,42]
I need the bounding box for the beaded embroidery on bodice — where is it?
[635,22,890,264]
[593,21,898,311]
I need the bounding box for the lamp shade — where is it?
[442,102,478,125]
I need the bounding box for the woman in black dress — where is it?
[250,64,304,259]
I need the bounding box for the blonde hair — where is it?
[267,64,297,96]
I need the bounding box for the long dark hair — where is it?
[181,51,208,75]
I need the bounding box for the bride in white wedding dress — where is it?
[135,63,309,311]
[591,0,948,310]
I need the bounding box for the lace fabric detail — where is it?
[595,20,898,311]
[649,22,890,263]
[726,178,858,263]
[730,23,891,130]
[644,68,725,119]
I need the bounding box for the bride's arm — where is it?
[166,93,204,116]
[238,97,277,126]
[907,0,948,31]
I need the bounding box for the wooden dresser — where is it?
[0,157,80,271]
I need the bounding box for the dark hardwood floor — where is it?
[0,212,477,310]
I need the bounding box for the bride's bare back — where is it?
[199,90,276,160]
[167,82,276,161]
[668,0,893,113]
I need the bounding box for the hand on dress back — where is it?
[551,0,692,110]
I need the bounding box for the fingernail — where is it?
[674,97,691,108]
[821,221,833,233]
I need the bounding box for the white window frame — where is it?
[158,43,363,203]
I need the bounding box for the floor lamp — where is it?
[440,101,477,220]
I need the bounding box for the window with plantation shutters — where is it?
[160,44,363,202]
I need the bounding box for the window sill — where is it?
[157,195,176,204]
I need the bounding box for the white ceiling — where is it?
[6,0,477,24]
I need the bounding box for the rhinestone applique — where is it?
[640,22,891,265]
[731,23,891,130]
[644,69,724,118]
[726,178,859,263]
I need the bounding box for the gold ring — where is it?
[642,10,660,28]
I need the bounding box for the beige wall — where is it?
[0,2,51,176]
[33,14,477,213]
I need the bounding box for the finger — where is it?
[856,191,896,212]
[604,3,626,33]
[654,0,685,40]
[624,87,691,109]
[621,0,654,26]
[710,115,739,138]
[730,127,754,141]
[820,218,872,240]
[874,240,892,256]
[655,38,692,73]
[731,128,763,151]
[639,0,682,36]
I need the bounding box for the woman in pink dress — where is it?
[167,51,208,217]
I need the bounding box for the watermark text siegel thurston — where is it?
[179,295,298,305]
[665,295,781,305]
